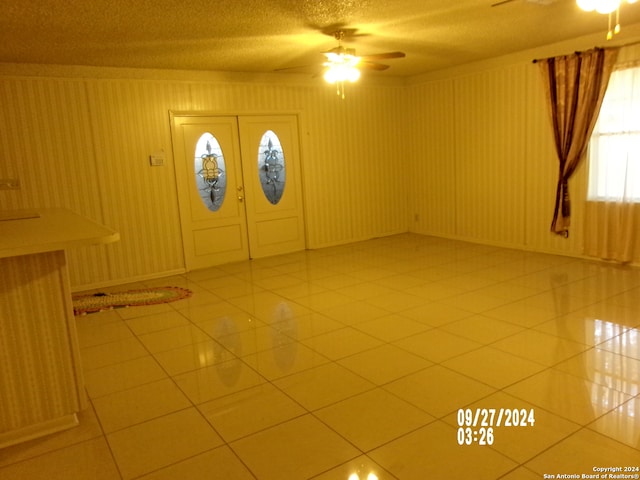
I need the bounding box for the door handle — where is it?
[238,195,244,202]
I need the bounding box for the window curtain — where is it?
[584,64,640,264]
[537,47,619,236]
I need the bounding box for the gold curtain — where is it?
[584,202,640,263]
[537,47,619,236]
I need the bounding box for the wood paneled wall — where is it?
[0,68,409,288]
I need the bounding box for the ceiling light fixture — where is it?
[323,51,361,99]
[323,30,361,99]
[577,0,638,39]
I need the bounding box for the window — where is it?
[194,133,226,212]
[588,66,640,202]
[257,130,286,205]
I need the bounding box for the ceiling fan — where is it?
[321,29,406,97]
[323,30,406,73]
[276,28,405,97]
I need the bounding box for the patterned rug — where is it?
[72,286,192,315]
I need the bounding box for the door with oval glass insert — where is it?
[238,115,305,259]
[171,114,305,270]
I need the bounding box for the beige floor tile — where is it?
[0,437,120,480]
[384,365,496,418]
[404,281,466,301]
[201,321,294,358]
[285,290,354,311]
[284,311,344,340]
[173,358,265,404]
[198,383,306,441]
[369,421,517,479]
[533,311,632,346]
[309,455,399,480]
[553,348,640,395]
[302,327,384,360]
[80,336,148,371]
[116,302,175,319]
[137,324,211,353]
[483,301,558,328]
[498,467,542,480]
[242,341,330,381]
[524,428,640,475]
[271,280,329,299]
[170,290,223,309]
[401,302,473,327]
[138,446,255,480]
[365,291,426,312]
[393,329,483,363]
[575,301,640,328]
[84,355,168,398]
[337,344,432,385]
[440,391,581,464]
[598,328,640,360]
[75,318,134,348]
[492,329,589,367]
[231,414,360,480]
[588,396,640,450]
[319,300,390,325]
[251,299,313,325]
[9,235,640,480]
[152,339,231,375]
[124,310,190,335]
[335,282,400,301]
[107,408,223,479]
[274,362,375,411]
[91,378,191,433]
[441,314,524,345]
[505,369,632,425]
[440,291,511,314]
[353,314,432,341]
[175,301,249,324]
[315,388,435,451]
[442,347,547,389]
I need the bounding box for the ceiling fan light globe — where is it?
[346,67,361,82]
[323,68,339,84]
[595,0,620,13]
[576,0,597,10]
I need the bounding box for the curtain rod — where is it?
[532,39,640,63]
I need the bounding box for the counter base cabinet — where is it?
[0,250,85,449]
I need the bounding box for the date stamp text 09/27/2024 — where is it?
[456,408,639,479]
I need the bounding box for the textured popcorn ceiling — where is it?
[2,0,640,77]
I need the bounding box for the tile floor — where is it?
[1,233,640,479]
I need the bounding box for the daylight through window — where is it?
[588,65,640,202]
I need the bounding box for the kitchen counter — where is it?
[0,209,119,448]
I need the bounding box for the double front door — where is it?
[171,115,305,270]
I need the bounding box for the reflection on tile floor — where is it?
[2,234,640,479]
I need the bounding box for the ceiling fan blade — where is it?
[274,64,319,73]
[360,61,390,71]
[360,51,406,61]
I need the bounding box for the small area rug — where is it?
[72,286,192,315]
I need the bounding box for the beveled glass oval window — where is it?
[194,133,226,212]
[257,130,286,205]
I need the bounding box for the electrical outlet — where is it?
[0,178,20,190]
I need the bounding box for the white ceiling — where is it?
[2,0,640,77]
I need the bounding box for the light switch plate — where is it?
[149,154,165,166]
